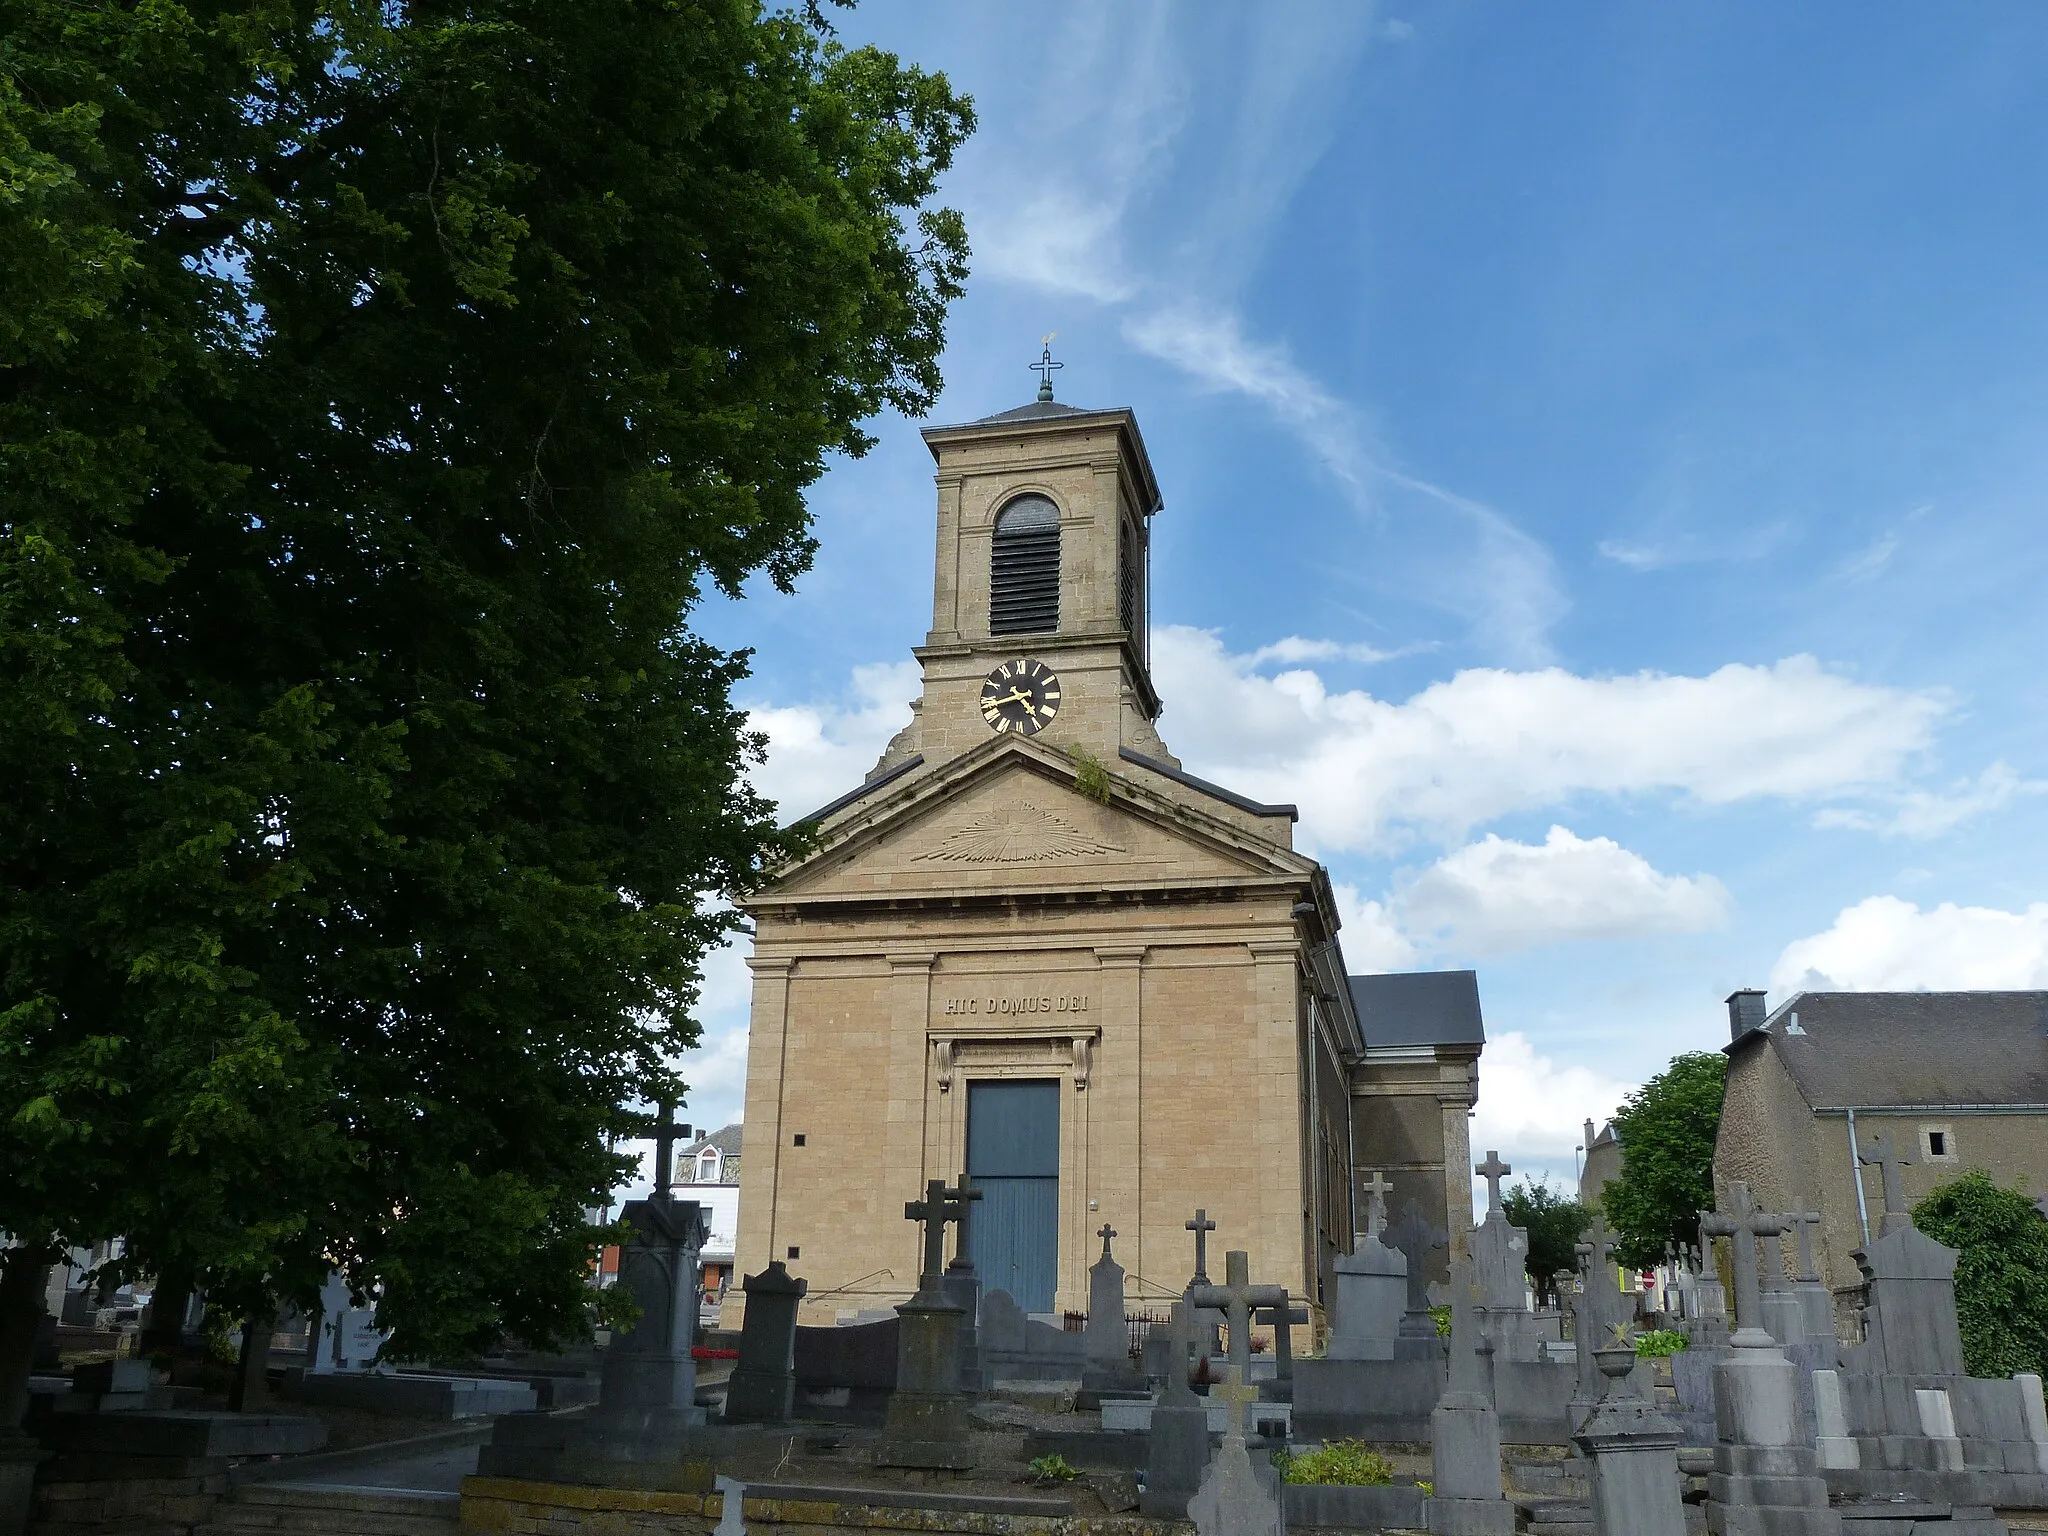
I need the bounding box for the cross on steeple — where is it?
[1475,1150,1512,1216]
[1858,1130,1918,1237]
[1185,1209,1217,1284]
[1030,336,1064,401]
[1358,1170,1392,1239]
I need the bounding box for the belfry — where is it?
[728,372,1488,1327]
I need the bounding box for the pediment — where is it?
[764,741,1311,903]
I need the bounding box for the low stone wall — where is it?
[30,1458,228,1536]
[459,1477,1191,1536]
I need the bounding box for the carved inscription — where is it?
[941,994,1089,1017]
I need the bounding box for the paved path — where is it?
[274,1441,480,1494]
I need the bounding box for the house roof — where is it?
[683,1124,743,1157]
[1728,991,2048,1108]
[1348,970,1486,1049]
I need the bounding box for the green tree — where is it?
[1599,1052,1727,1270]
[1501,1177,1588,1306]
[1912,1170,2048,1378]
[0,0,971,1391]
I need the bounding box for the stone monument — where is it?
[877,1178,974,1469]
[1469,1151,1538,1361]
[1424,1262,1513,1536]
[1787,1211,1836,1351]
[1185,1208,1223,1352]
[722,1260,806,1424]
[1327,1171,1406,1362]
[939,1174,984,1391]
[1081,1224,1144,1401]
[1699,1181,1843,1535]
[1572,1331,1687,1536]
[1385,1199,1449,1360]
[1141,1300,1214,1519]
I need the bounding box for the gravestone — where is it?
[1188,1250,1287,1388]
[939,1174,985,1391]
[1689,1219,1731,1353]
[1569,1216,1624,1432]
[1187,1369,1282,1536]
[1788,1211,1836,1351]
[1327,1172,1406,1361]
[1425,1262,1513,1536]
[1572,1337,1687,1536]
[877,1178,974,1469]
[1185,1209,1223,1351]
[1699,1181,1842,1535]
[1141,1300,1214,1519]
[1757,1217,1806,1350]
[723,1260,806,1424]
[1385,1199,1449,1360]
[306,1271,386,1374]
[1081,1225,1144,1401]
[1470,1151,1539,1361]
[1858,1129,1918,1240]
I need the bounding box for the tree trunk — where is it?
[140,1267,195,1361]
[0,1247,55,1436]
[227,1308,276,1412]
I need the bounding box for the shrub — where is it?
[1912,1170,2048,1378]
[1429,1303,1452,1337]
[1027,1454,1080,1483]
[1634,1329,1687,1357]
[1273,1439,1395,1486]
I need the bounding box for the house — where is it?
[673,1124,742,1316]
[1713,987,2048,1302]
[1579,1118,1622,1210]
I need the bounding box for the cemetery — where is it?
[14,1128,2048,1536]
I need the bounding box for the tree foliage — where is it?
[1599,1051,1727,1270]
[1,0,971,1361]
[1502,1177,1587,1305]
[1912,1170,2048,1379]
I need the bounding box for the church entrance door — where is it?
[966,1079,1060,1313]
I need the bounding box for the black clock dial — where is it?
[980,659,1061,736]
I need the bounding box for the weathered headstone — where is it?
[878,1178,974,1468]
[1385,1199,1449,1359]
[1857,1129,1918,1240]
[1569,1215,1623,1430]
[939,1173,984,1391]
[1470,1151,1538,1361]
[1141,1300,1214,1519]
[1699,1181,1843,1535]
[1788,1211,1836,1351]
[306,1271,386,1374]
[1572,1335,1686,1536]
[1328,1172,1406,1361]
[1187,1368,1282,1536]
[1424,1262,1513,1536]
[1757,1217,1806,1350]
[1188,1250,1287,1386]
[722,1260,806,1424]
[1081,1225,1145,1401]
[1185,1209,1223,1351]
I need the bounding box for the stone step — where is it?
[1518,1496,1593,1535]
[199,1484,459,1536]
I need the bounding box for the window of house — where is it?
[991,495,1060,634]
[696,1149,720,1182]
[1921,1125,1956,1162]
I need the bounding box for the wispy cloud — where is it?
[1812,761,2048,838]
[1248,636,1428,667]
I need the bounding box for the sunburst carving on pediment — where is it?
[912,802,1124,865]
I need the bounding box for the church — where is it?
[727,374,1491,1329]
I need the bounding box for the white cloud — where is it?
[1470,1031,1637,1192]
[1333,883,1419,971]
[1400,827,1730,955]
[1248,636,1421,667]
[1153,626,1950,854]
[741,660,921,821]
[1836,531,1901,583]
[1811,762,2048,838]
[1771,895,2048,993]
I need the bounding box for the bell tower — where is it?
[873,361,1179,776]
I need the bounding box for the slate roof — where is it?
[972,399,1093,424]
[683,1123,743,1157]
[1729,991,2048,1108]
[1347,970,1486,1049]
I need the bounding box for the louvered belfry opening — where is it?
[1118,517,1140,636]
[990,494,1060,635]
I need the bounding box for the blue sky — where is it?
[663,3,2048,1196]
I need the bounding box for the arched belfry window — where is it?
[990,494,1060,635]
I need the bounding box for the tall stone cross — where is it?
[1789,1211,1823,1284]
[1386,1199,1448,1315]
[1699,1180,1789,1341]
[1359,1170,1393,1240]
[1575,1215,1622,1334]
[1097,1223,1118,1262]
[1475,1150,1512,1217]
[903,1178,963,1294]
[1858,1130,1918,1237]
[942,1173,983,1275]
[1188,1249,1287,1377]
[647,1099,688,1199]
[1575,1214,1618,1282]
[1161,1299,1199,1407]
[1185,1209,1217,1285]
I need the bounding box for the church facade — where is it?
[728,389,1485,1327]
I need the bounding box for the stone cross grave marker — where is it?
[1359,1170,1392,1240]
[1476,1150,1512,1218]
[1188,1250,1287,1379]
[904,1178,966,1298]
[1188,1366,1282,1536]
[1387,1199,1449,1323]
[1185,1209,1217,1285]
[1790,1212,1822,1284]
[648,1099,688,1198]
[1858,1130,1918,1238]
[941,1173,982,1275]
[1699,1181,1794,1343]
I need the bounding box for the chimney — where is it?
[1726,989,1767,1041]
[1583,1118,1596,1150]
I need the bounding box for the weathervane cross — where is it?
[1030,335,1063,401]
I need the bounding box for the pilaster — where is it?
[1093,945,1147,1285]
[1249,940,1310,1298]
[727,956,794,1328]
[886,954,938,1278]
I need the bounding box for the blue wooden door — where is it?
[967,1080,1061,1313]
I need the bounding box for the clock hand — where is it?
[986,688,1036,709]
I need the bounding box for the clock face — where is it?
[980,659,1061,736]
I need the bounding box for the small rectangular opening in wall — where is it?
[1921,1125,1955,1161]
[786,1246,800,1260]
[793,1133,806,1146]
